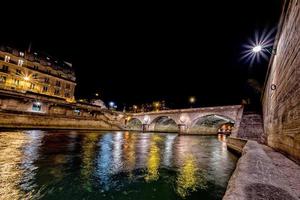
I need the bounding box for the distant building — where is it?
[128,100,169,113]
[0,46,76,102]
[90,99,107,109]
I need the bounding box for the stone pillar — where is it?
[142,124,149,132]
[178,124,187,134]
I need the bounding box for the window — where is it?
[65,93,69,98]
[54,89,60,95]
[17,59,24,66]
[66,83,70,89]
[32,102,41,112]
[33,65,38,70]
[29,83,35,89]
[46,69,51,74]
[16,69,21,75]
[0,76,6,84]
[13,79,19,86]
[42,86,48,92]
[19,52,24,57]
[55,81,61,87]
[2,65,9,72]
[4,55,10,62]
[44,77,50,83]
[32,74,38,79]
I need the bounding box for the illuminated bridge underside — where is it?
[127,105,243,135]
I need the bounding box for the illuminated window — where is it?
[65,93,69,98]
[18,59,24,66]
[29,83,35,89]
[13,79,19,86]
[19,52,24,57]
[32,102,41,111]
[33,74,38,79]
[66,83,70,89]
[4,55,10,62]
[0,76,6,83]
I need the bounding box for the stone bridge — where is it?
[126,105,244,135]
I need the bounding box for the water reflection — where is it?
[0,132,29,199]
[177,155,199,198]
[0,131,237,200]
[96,133,113,188]
[81,132,99,190]
[123,131,136,173]
[145,135,162,182]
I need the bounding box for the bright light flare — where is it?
[24,76,30,81]
[252,45,262,53]
[241,28,276,66]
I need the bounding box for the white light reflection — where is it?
[136,133,150,168]
[20,130,44,191]
[112,132,123,173]
[163,134,177,167]
[96,133,113,188]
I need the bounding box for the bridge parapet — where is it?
[126,105,244,134]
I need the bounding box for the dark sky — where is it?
[1,0,283,109]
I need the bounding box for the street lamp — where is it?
[241,29,276,66]
[109,101,115,109]
[189,96,196,108]
[252,45,262,53]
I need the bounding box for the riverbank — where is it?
[0,110,124,130]
[224,139,300,200]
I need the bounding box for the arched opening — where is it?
[126,118,143,130]
[189,114,235,134]
[150,116,178,132]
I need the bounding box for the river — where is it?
[0,130,237,200]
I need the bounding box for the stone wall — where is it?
[237,111,265,143]
[262,0,300,162]
[0,111,122,130]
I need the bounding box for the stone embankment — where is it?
[224,140,300,200]
[0,110,124,130]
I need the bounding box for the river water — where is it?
[0,130,238,200]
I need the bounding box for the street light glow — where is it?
[109,101,115,107]
[241,29,276,66]
[189,97,196,103]
[252,45,262,53]
[24,76,30,81]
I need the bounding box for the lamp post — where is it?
[189,96,196,108]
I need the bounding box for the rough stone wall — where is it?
[0,111,122,130]
[262,0,300,162]
[237,112,266,143]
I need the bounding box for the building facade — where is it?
[0,46,76,102]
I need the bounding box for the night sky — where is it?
[1,0,283,109]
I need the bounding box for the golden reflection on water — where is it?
[176,155,198,198]
[0,132,30,200]
[176,155,207,198]
[123,131,136,173]
[145,135,162,182]
[81,133,99,179]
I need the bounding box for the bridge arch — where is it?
[126,118,143,131]
[188,114,235,134]
[149,116,178,132]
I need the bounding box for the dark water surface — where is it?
[0,130,237,200]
